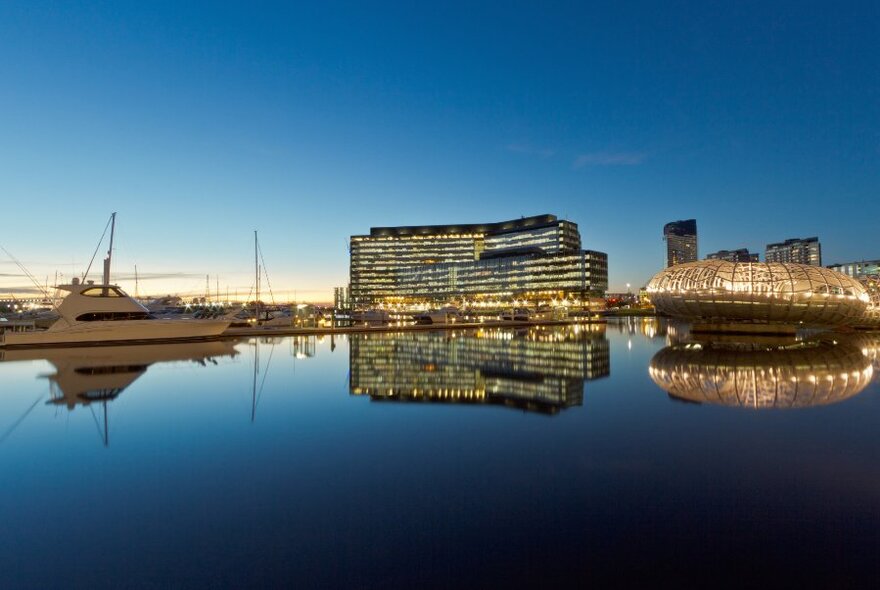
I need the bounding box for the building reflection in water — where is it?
[649,337,874,408]
[0,341,239,445]
[349,325,609,414]
[608,316,669,340]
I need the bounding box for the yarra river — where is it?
[1,319,878,587]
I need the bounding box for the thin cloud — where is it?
[112,272,205,281]
[573,152,646,168]
[0,287,44,295]
[506,142,555,159]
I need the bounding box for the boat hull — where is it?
[0,319,231,348]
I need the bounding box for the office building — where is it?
[349,214,607,309]
[827,259,880,279]
[765,237,821,266]
[706,248,759,263]
[663,219,697,267]
[333,286,351,310]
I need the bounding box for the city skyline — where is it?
[1,2,878,299]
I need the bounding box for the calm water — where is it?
[1,319,879,588]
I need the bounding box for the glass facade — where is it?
[663,219,698,267]
[827,259,880,279]
[349,325,610,414]
[765,237,822,266]
[349,215,607,308]
[706,248,759,263]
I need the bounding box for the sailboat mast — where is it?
[103,212,117,285]
[254,231,260,323]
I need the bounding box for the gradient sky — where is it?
[1,1,878,300]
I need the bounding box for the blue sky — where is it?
[1,1,878,299]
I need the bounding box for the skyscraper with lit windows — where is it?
[765,237,821,266]
[663,219,698,267]
[349,214,607,309]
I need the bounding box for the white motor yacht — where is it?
[0,213,230,348]
[0,279,230,348]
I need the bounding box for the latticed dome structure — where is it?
[646,260,869,326]
[649,340,873,408]
[854,276,880,328]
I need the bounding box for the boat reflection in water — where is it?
[1,341,239,444]
[649,337,874,408]
[350,325,609,414]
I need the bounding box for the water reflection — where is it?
[1,341,239,444]
[349,325,609,414]
[649,338,873,408]
[608,316,668,340]
[847,333,880,378]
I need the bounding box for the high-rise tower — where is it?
[663,219,698,267]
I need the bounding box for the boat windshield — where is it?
[80,287,128,298]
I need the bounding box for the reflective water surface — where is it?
[1,320,879,587]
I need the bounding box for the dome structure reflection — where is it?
[649,338,873,408]
[846,333,880,378]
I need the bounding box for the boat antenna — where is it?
[103,212,117,285]
[82,212,116,283]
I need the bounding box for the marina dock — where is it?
[223,317,608,338]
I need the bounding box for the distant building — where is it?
[349,214,607,309]
[765,237,821,266]
[827,259,880,279]
[706,248,759,263]
[334,286,351,310]
[663,219,697,267]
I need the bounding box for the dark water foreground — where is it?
[1,319,878,588]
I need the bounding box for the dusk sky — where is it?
[1,1,878,300]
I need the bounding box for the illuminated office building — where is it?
[349,214,607,308]
[349,326,610,414]
[706,248,759,263]
[765,236,821,266]
[827,259,880,279]
[663,219,698,267]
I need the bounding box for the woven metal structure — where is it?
[854,276,880,328]
[646,260,869,326]
[649,340,873,408]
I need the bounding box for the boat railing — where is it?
[0,320,37,340]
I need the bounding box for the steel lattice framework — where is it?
[855,276,880,328]
[649,340,873,408]
[646,260,869,326]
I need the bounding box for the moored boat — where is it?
[0,213,230,348]
[0,279,230,348]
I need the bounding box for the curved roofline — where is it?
[365,214,558,238]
